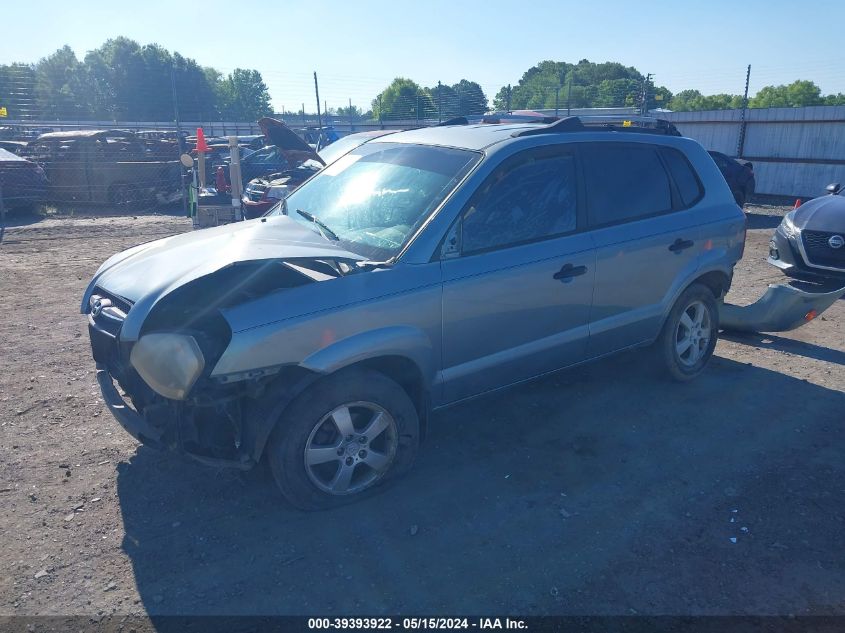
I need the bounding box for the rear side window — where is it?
[582,143,672,227]
[661,147,703,207]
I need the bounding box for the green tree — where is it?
[451,79,488,115]
[336,104,363,118]
[669,89,743,111]
[217,69,272,120]
[372,77,432,120]
[492,59,670,111]
[33,46,89,119]
[823,93,845,105]
[749,80,823,108]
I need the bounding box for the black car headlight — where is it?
[129,333,205,400]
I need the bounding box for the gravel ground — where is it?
[0,206,843,619]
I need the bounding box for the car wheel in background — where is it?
[266,367,420,510]
[657,283,719,382]
[732,189,746,207]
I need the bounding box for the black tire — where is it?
[732,189,746,207]
[266,367,420,510]
[656,283,719,382]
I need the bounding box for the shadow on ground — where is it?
[117,352,845,618]
[722,331,845,366]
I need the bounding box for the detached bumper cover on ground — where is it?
[719,283,845,332]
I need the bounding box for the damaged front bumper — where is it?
[719,283,845,333]
[96,363,164,448]
[95,361,257,471]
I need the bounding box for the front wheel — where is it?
[657,283,719,382]
[266,368,420,510]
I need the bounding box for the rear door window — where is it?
[582,143,672,227]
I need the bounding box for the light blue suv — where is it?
[83,117,746,509]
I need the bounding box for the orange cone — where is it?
[793,198,802,209]
[195,127,209,153]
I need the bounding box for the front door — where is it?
[440,146,595,403]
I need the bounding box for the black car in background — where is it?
[709,150,755,207]
[768,183,845,283]
[0,147,48,211]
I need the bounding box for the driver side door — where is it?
[440,146,595,403]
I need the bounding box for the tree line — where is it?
[0,38,273,121]
[484,60,845,113]
[3,43,844,123]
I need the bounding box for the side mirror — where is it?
[826,182,841,195]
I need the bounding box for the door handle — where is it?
[553,263,588,282]
[669,238,695,253]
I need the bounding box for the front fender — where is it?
[299,326,435,385]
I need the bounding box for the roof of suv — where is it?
[370,123,540,151]
[370,117,684,152]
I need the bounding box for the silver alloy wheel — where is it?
[303,401,398,496]
[675,300,712,367]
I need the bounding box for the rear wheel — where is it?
[657,283,719,382]
[266,368,420,510]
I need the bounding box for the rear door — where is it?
[440,146,595,403]
[583,142,704,358]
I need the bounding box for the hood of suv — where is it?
[793,195,845,232]
[82,215,364,341]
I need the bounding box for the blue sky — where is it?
[3,0,844,112]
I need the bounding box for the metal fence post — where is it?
[737,64,751,158]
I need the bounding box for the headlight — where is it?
[781,211,799,238]
[130,333,205,400]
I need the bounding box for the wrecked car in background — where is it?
[0,147,48,211]
[27,130,181,206]
[708,151,755,207]
[768,183,845,282]
[83,117,745,509]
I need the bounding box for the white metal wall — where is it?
[660,106,845,198]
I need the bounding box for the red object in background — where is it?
[215,166,229,193]
[195,127,209,153]
[794,198,802,209]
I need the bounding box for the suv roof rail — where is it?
[511,115,682,138]
[510,116,584,137]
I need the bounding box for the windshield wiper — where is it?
[296,209,339,241]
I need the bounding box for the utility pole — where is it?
[314,72,323,142]
[438,80,443,123]
[641,73,653,116]
[566,73,573,115]
[737,64,751,158]
[506,84,511,112]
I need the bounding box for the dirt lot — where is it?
[0,206,843,618]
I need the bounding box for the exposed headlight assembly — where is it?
[781,211,799,238]
[130,333,205,400]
